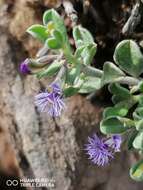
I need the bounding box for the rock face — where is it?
[0,1,143,190]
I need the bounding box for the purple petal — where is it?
[20,58,31,74]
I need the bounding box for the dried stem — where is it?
[122,0,143,35]
[62,0,78,25]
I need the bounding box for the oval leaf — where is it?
[128,130,138,150]
[114,40,143,77]
[27,25,47,42]
[102,62,125,85]
[130,160,143,181]
[100,117,128,134]
[73,25,94,47]
[79,77,101,94]
[103,107,128,119]
[133,131,143,150]
[43,9,67,43]
[37,61,62,78]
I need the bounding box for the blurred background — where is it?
[0,0,143,189]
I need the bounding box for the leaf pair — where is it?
[27,9,68,49]
[101,40,143,86]
[100,84,136,134]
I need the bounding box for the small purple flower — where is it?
[85,134,114,166]
[85,133,122,166]
[35,83,65,117]
[20,58,31,74]
[105,135,122,152]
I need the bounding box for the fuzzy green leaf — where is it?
[103,107,128,120]
[100,117,128,134]
[133,131,143,150]
[79,77,101,93]
[133,107,143,131]
[75,44,97,65]
[64,86,80,97]
[114,40,143,77]
[73,26,94,48]
[109,83,131,104]
[37,61,62,78]
[101,62,125,85]
[130,160,143,181]
[43,9,67,43]
[128,130,138,150]
[27,25,47,42]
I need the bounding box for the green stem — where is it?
[117,117,135,128]
[62,44,76,64]
[115,76,140,86]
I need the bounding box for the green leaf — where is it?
[43,9,53,25]
[66,65,81,85]
[114,40,143,77]
[73,25,94,47]
[133,107,143,131]
[100,117,128,134]
[43,9,67,43]
[66,68,77,84]
[133,107,143,120]
[64,76,83,97]
[109,83,130,97]
[37,61,62,78]
[133,131,143,149]
[101,62,125,85]
[53,30,63,44]
[79,77,101,93]
[27,25,47,42]
[109,83,131,104]
[130,160,143,181]
[128,130,138,150]
[138,96,143,106]
[75,44,97,65]
[64,86,80,97]
[46,38,61,49]
[103,107,128,120]
[46,30,63,49]
[139,81,143,92]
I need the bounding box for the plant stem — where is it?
[117,117,135,128]
[54,63,67,83]
[115,77,140,86]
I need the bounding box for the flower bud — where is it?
[20,58,31,74]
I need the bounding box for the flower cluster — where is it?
[20,57,65,117]
[35,83,65,117]
[85,133,122,166]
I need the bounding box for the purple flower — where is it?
[20,58,31,74]
[35,83,65,117]
[105,135,122,152]
[85,134,122,166]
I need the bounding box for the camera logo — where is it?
[6,180,19,186]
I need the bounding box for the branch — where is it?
[115,76,140,86]
[122,1,143,35]
[62,0,78,25]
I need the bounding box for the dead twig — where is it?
[62,0,78,25]
[122,0,143,35]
